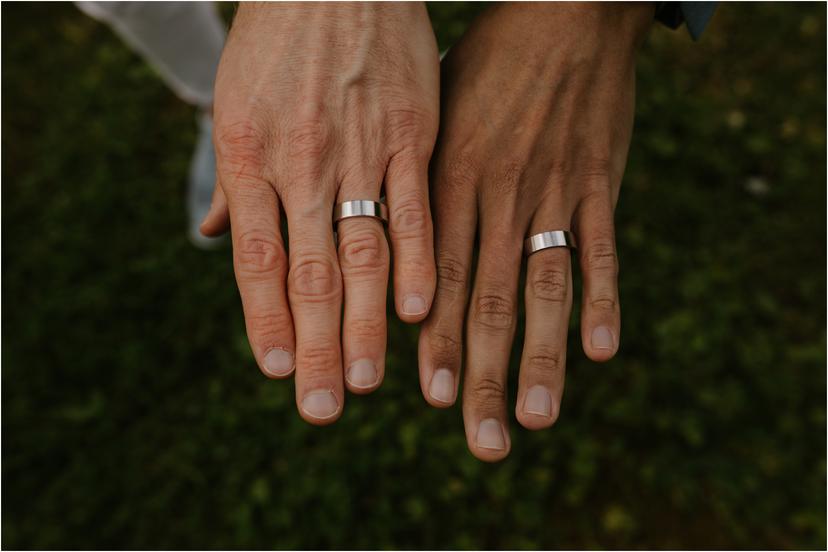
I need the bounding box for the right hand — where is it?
[201,2,439,424]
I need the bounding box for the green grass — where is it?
[2,2,825,549]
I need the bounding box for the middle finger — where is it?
[463,214,523,462]
[284,189,345,425]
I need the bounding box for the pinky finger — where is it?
[574,190,621,362]
[385,150,436,323]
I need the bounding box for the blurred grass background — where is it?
[2,2,825,549]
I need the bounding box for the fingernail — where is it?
[346,359,378,389]
[591,326,614,350]
[428,368,455,404]
[524,385,552,417]
[263,348,294,377]
[402,294,427,316]
[476,418,506,451]
[301,390,340,420]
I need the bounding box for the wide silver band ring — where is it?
[524,230,577,255]
[333,200,388,225]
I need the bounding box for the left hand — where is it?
[418,3,653,461]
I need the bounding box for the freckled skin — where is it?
[204,2,440,424]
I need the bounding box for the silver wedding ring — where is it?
[524,230,577,255]
[333,200,388,225]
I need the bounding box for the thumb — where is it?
[199,181,231,237]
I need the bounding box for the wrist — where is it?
[611,3,656,46]
[484,2,653,50]
[236,1,426,22]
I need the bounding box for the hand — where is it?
[204,2,439,424]
[419,3,653,460]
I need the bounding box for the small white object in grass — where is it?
[745,176,770,197]
[726,109,746,130]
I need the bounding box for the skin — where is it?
[202,3,654,457]
[418,3,654,461]
[200,2,440,424]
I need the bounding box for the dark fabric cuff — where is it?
[655,1,718,40]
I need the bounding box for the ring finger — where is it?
[336,180,390,394]
[516,202,574,430]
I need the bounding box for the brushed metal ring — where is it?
[524,230,577,255]
[333,200,388,225]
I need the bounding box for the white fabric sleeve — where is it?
[75,1,226,108]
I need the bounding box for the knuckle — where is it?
[298,342,340,376]
[214,120,268,182]
[472,293,515,332]
[388,107,434,148]
[286,112,332,161]
[388,147,427,178]
[530,267,569,303]
[441,152,480,192]
[548,155,613,187]
[469,375,507,403]
[347,317,385,340]
[526,347,562,374]
[578,156,614,184]
[338,226,388,275]
[235,231,286,277]
[390,194,429,239]
[436,255,468,294]
[490,161,523,196]
[288,254,341,302]
[579,189,615,223]
[428,330,461,366]
[246,311,293,345]
[584,239,618,274]
[589,294,618,313]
